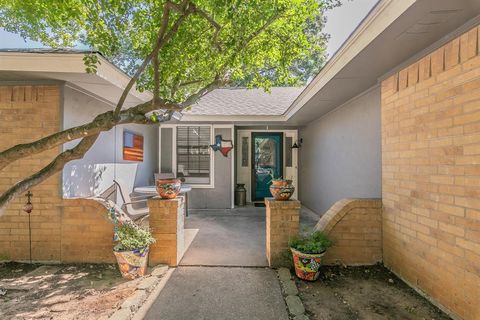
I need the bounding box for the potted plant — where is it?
[271,177,290,187]
[289,231,332,281]
[155,178,182,199]
[270,176,295,200]
[113,221,156,280]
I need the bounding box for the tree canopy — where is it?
[0,0,335,209]
[1,0,335,94]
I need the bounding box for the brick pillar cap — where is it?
[264,198,301,208]
[147,197,182,207]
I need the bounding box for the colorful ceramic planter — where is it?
[113,246,149,280]
[291,247,325,281]
[271,179,291,187]
[270,185,295,200]
[155,178,181,199]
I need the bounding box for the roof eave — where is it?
[0,51,153,103]
[283,0,415,120]
[180,114,287,123]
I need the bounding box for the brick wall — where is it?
[0,85,63,261]
[381,25,480,319]
[0,85,114,263]
[265,198,300,267]
[61,199,114,263]
[315,198,382,265]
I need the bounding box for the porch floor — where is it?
[179,205,319,267]
[180,207,268,267]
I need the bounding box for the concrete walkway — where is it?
[144,266,289,320]
[144,206,320,319]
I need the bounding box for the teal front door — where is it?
[252,132,283,201]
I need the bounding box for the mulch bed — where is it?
[296,264,451,320]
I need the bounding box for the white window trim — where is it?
[213,124,235,208]
[160,124,215,189]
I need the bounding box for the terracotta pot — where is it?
[155,178,181,199]
[271,179,289,187]
[291,247,325,281]
[113,246,149,280]
[269,185,295,201]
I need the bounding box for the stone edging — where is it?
[277,268,309,320]
[109,265,171,320]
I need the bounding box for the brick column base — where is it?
[147,197,184,267]
[265,198,300,267]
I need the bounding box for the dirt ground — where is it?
[297,264,451,320]
[0,262,140,320]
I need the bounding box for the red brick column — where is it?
[265,198,300,267]
[147,197,184,267]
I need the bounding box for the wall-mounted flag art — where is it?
[210,134,233,157]
[123,130,144,161]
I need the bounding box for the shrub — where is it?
[289,231,332,254]
[113,221,156,251]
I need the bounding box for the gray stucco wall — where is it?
[299,86,381,215]
[188,127,232,209]
[62,86,158,198]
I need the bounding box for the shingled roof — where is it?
[185,87,304,116]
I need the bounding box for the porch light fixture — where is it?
[291,138,303,149]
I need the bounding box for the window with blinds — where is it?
[176,126,211,184]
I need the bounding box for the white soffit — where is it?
[286,0,480,125]
[0,51,152,108]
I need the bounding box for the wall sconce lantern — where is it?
[291,138,303,149]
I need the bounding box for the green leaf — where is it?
[289,231,333,254]
[0,0,335,96]
[113,221,156,251]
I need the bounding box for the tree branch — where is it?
[0,99,169,171]
[153,54,160,104]
[113,0,220,116]
[180,79,206,87]
[0,1,284,212]
[0,134,99,210]
[179,76,226,108]
[113,0,192,117]
[0,74,222,173]
[219,11,282,75]
[0,5,280,173]
[0,112,114,171]
[242,12,281,50]
[189,3,222,51]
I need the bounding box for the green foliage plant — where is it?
[0,0,338,93]
[113,221,156,252]
[289,231,332,254]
